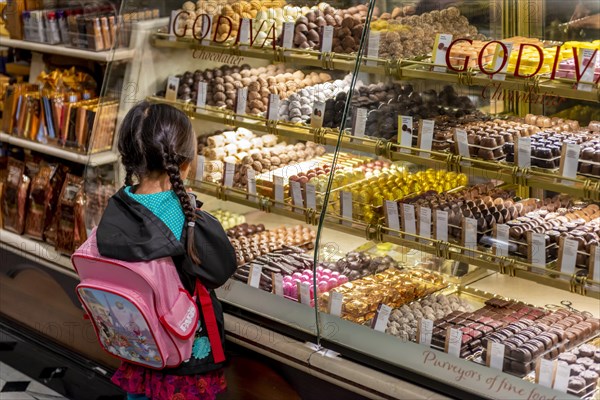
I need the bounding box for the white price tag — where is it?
[494,224,509,257]
[454,129,470,159]
[223,162,235,187]
[235,87,248,117]
[290,180,304,213]
[516,137,531,168]
[445,327,463,357]
[165,76,180,101]
[246,167,257,196]
[372,304,392,332]
[274,175,284,207]
[305,183,316,211]
[399,116,413,152]
[560,238,578,276]
[320,26,334,53]
[328,291,343,317]
[169,10,179,38]
[272,273,284,296]
[536,358,555,388]
[282,22,294,49]
[366,30,380,66]
[491,41,513,81]
[577,49,598,91]
[298,282,311,305]
[530,232,546,267]
[419,207,432,242]
[401,204,417,240]
[418,120,434,158]
[267,93,280,121]
[352,107,368,138]
[238,18,250,46]
[559,142,581,180]
[196,81,207,108]
[417,318,433,346]
[200,14,213,44]
[553,360,570,392]
[463,217,477,256]
[340,191,352,226]
[432,34,453,72]
[487,341,505,371]
[195,155,205,182]
[310,100,326,129]
[384,200,400,234]
[248,265,262,288]
[435,210,448,242]
[592,245,600,282]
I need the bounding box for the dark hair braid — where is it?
[164,152,201,265]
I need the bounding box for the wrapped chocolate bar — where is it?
[55,174,84,254]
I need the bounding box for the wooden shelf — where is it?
[1,38,135,62]
[0,132,118,166]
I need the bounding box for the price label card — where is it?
[352,107,368,138]
[553,360,570,392]
[247,167,257,196]
[491,41,513,81]
[494,224,509,257]
[328,291,343,317]
[320,25,333,53]
[536,358,555,388]
[310,100,326,129]
[272,273,284,296]
[419,207,432,242]
[516,137,531,168]
[165,76,180,101]
[223,162,235,187]
[340,191,352,226]
[238,18,250,46]
[417,318,433,346]
[298,282,311,305]
[274,175,284,207]
[267,93,280,121]
[248,265,262,288]
[463,217,477,256]
[290,180,304,213]
[577,48,598,91]
[454,128,470,159]
[432,34,453,72]
[384,200,400,234]
[445,327,463,357]
[529,232,546,267]
[486,341,505,371]
[418,120,434,158]
[282,22,294,49]
[196,81,207,108]
[591,245,600,282]
[559,237,578,276]
[305,183,316,210]
[559,142,581,180]
[168,10,179,38]
[366,30,380,66]
[372,304,392,332]
[235,87,248,117]
[435,210,448,242]
[195,155,205,182]
[399,116,413,152]
[401,204,417,240]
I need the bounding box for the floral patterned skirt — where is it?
[112,362,226,400]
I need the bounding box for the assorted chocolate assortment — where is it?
[329,251,401,281]
[211,209,246,230]
[557,342,600,395]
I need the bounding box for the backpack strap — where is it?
[195,279,226,363]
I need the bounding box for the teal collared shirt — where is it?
[124,186,185,240]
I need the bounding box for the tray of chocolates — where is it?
[552,340,600,398]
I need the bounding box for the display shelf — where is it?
[0,229,76,277]
[0,38,136,62]
[150,33,599,103]
[0,132,119,166]
[155,96,600,200]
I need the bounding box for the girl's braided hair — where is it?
[118,101,201,264]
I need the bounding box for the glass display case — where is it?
[93,0,600,398]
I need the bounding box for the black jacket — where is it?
[96,187,237,375]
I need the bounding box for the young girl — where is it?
[95,101,237,400]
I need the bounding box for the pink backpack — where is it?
[71,228,225,369]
